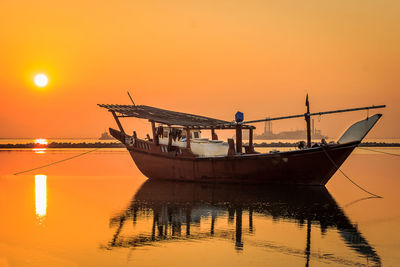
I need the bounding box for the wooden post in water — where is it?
[236,124,243,154]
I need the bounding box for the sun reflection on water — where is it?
[35,174,47,223]
[33,148,46,154]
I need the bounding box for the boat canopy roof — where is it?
[98,104,255,129]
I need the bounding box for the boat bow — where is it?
[338,114,382,144]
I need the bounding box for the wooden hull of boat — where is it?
[127,142,358,185]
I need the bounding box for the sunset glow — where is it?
[34,138,48,145]
[0,1,398,139]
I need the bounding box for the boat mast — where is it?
[234,99,385,146]
[127,91,135,105]
[243,104,386,124]
[111,111,125,133]
[249,128,254,150]
[235,112,244,154]
[305,94,311,147]
[236,124,242,154]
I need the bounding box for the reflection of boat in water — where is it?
[107,180,381,266]
[98,98,385,184]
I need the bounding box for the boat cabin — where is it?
[157,126,228,156]
[97,104,258,157]
[160,126,203,140]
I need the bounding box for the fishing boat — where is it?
[98,96,385,185]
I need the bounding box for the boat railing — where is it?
[135,139,151,151]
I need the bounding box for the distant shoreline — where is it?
[253,142,400,147]
[1,141,399,149]
[0,142,124,149]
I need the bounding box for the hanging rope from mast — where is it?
[322,147,382,198]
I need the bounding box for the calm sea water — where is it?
[0,147,399,266]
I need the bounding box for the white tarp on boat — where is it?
[158,138,228,157]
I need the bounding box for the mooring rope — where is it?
[343,196,379,208]
[358,147,400,157]
[13,148,101,176]
[322,147,383,198]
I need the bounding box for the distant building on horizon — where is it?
[240,118,328,140]
[99,131,114,140]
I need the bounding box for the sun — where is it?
[34,74,48,87]
[34,138,48,145]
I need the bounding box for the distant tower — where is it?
[264,117,272,134]
[312,119,315,135]
[264,120,266,134]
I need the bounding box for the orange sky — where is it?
[0,0,399,139]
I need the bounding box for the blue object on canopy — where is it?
[235,111,244,123]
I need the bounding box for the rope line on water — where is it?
[322,147,383,198]
[343,196,379,208]
[358,147,400,157]
[13,148,101,176]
